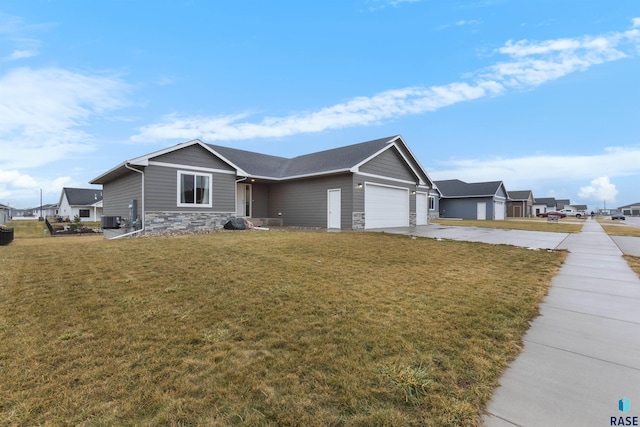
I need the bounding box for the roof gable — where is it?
[92,136,433,187]
[435,179,506,198]
[61,188,103,206]
[508,190,533,200]
[534,197,556,207]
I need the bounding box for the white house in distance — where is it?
[58,188,103,222]
[0,203,10,226]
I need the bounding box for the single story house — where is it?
[507,190,534,218]
[434,179,508,220]
[38,204,59,218]
[532,197,557,216]
[0,203,10,226]
[618,202,640,216]
[90,135,434,237]
[58,188,103,222]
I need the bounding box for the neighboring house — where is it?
[507,190,534,217]
[90,136,434,236]
[555,199,571,210]
[0,203,9,226]
[435,179,508,220]
[618,202,640,216]
[533,197,557,216]
[58,188,103,222]
[30,203,59,219]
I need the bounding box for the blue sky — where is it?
[1,0,639,211]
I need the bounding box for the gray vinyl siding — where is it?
[440,197,494,219]
[359,147,416,182]
[268,174,353,228]
[152,144,234,171]
[145,164,235,212]
[250,183,270,218]
[102,171,143,219]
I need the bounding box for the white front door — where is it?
[327,189,341,229]
[416,193,428,225]
[477,202,486,220]
[236,184,252,217]
[494,201,505,220]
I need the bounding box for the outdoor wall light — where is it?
[356,183,363,189]
[411,190,416,195]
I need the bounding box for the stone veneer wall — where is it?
[145,212,234,234]
[409,213,416,227]
[352,212,365,230]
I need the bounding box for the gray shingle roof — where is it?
[534,197,556,207]
[208,136,396,179]
[63,188,103,206]
[435,179,504,198]
[508,190,532,200]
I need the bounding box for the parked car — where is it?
[559,208,586,218]
[611,213,625,220]
[538,211,567,218]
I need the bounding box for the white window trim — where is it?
[176,170,213,208]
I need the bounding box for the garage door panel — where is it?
[365,184,409,229]
[494,201,505,220]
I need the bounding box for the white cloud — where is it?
[5,49,39,60]
[633,17,640,29]
[0,67,130,169]
[131,81,502,143]
[0,169,38,187]
[578,176,618,202]
[429,146,640,194]
[131,19,640,144]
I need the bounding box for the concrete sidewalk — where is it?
[483,218,640,426]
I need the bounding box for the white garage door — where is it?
[494,201,505,220]
[416,193,428,225]
[365,184,409,229]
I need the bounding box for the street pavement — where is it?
[375,219,640,426]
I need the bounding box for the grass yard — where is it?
[431,219,583,233]
[598,223,640,237]
[0,231,566,426]
[624,255,640,278]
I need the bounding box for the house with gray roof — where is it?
[0,203,10,226]
[58,188,103,222]
[618,202,640,216]
[434,179,508,220]
[507,190,534,218]
[532,197,557,217]
[90,136,434,237]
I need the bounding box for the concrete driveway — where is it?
[372,224,571,250]
[373,221,640,255]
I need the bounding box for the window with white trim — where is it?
[177,171,212,207]
[428,196,435,211]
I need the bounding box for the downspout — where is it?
[111,163,145,239]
